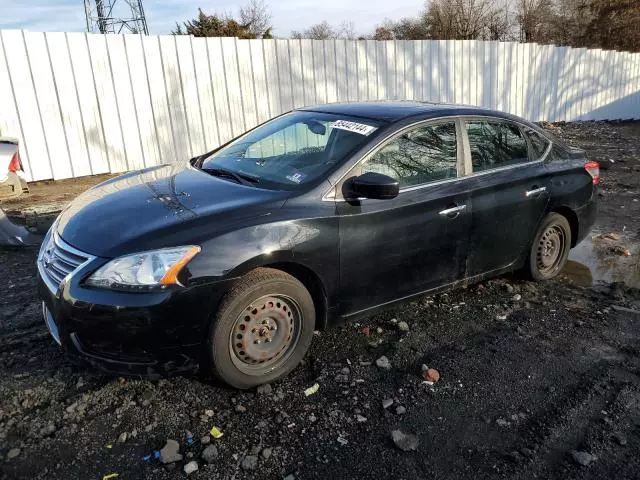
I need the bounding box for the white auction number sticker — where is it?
[332,120,377,136]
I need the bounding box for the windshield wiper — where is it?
[202,167,259,186]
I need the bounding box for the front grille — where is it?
[38,232,94,293]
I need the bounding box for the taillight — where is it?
[8,151,22,173]
[584,161,600,185]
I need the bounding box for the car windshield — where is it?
[200,111,380,190]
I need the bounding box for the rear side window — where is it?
[363,122,457,189]
[466,121,528,172]
[523,128,550,160]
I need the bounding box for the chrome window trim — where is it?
[460,157,546,180]
[328,158,547,202]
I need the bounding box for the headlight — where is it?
[86,246,201,290]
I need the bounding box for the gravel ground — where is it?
[1,122,640,480]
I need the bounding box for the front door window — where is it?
[363,122,458,188]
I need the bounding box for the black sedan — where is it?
[37,102,598,388]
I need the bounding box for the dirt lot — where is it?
[0,174,115,216]
[1,122,640,480]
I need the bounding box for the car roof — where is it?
[297,101,522,124]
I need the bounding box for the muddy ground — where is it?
[1,122,640,480]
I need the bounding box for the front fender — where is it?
[184,217,340,304]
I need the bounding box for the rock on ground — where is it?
[376,356,392,370]
[160,439,183,464]
[201,444,218,464]
[242,455,259,471]
[7,448,20,460]
[257,384,273,395]
[571,450,597,466]
[391,430,419,451]
[183,460,198,475]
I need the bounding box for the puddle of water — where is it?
[563,230,640,288]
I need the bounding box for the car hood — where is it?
[57,163,291,258]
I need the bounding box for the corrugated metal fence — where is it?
[0,30,639,181]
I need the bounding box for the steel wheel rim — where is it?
[229,294,302,375]
[536,225,567,275]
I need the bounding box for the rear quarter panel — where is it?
[544,147,594,210]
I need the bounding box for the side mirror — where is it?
[348,172,399,200]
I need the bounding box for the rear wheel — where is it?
[528,213,572,281]
[208,268,315,389]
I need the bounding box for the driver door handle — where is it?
[526,187,547,197]
[439,205,467,217]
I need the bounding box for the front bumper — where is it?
[37,260,234,378]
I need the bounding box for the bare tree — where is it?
[239,0,272,38]
[393,17,431,39]
[580,0,640,51]
[372,14,430,40]
[373,25,394,40]
[292,21,334,39]
[486,3,514,40]
[337,21,357,39]
[292,21,357,39]
[516,0,557,42]
[425,0,509,40]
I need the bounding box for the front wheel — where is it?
[208,268,315,389]
[528,213,572,281]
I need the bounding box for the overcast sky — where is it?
[0,0,423,36]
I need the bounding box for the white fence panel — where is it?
[191,37,218,149]
[248,40,271,125]
[206,37,233,146]
[24,32,72,179]
[159,35,190,160]
[1,30,51,180]
[141,35,177,161]
[106,34,144,172]
[123,34,159,169]
[0,31,639,181]
[86,34,125,173]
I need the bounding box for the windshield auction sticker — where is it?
[286,171,306,184]
[332,120,377,136]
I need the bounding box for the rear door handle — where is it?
[439,205,467,217]
[526,187,547,197]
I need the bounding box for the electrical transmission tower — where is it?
[84,0,149,35]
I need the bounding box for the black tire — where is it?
[208,267,315,389]
[528,213,572,281]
